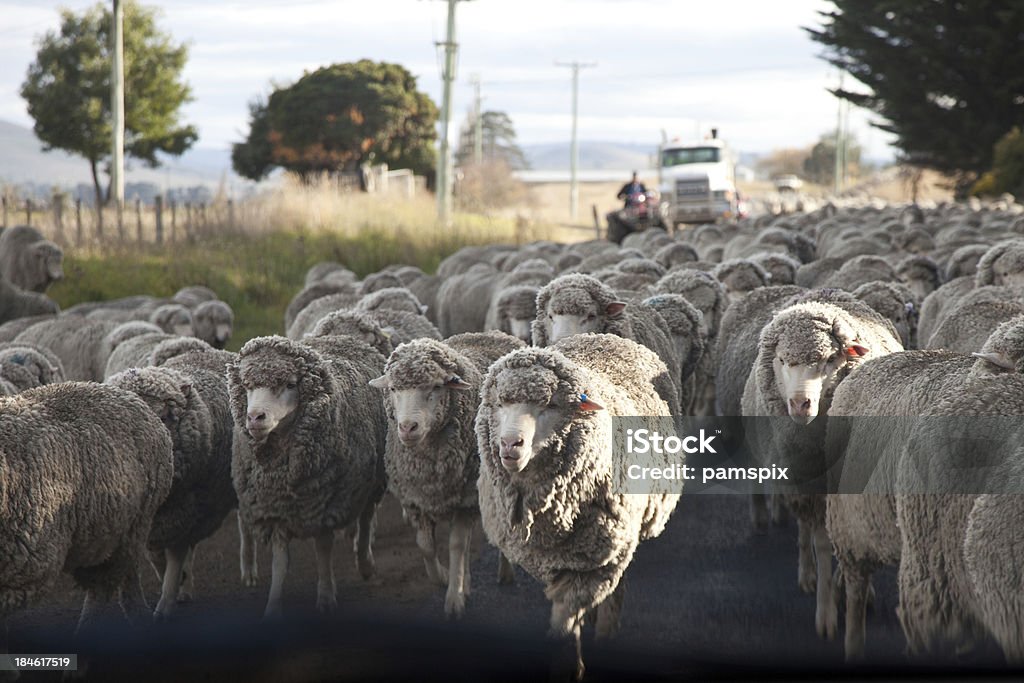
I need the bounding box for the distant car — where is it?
[774,174,804,192]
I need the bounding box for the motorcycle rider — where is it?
[616,171,647,209]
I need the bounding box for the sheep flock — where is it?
[4,196,1024,678]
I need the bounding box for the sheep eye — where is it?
[286,382,297,390]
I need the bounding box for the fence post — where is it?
[135,198,143,242]
[25,199,33,226]
[53,197,65,244]
[116,200,125,242]
[75,199,83,247]
[170,200,177,242]
[155,195,164,245]
[227,198,235,231]
[185,202,193,240]
[591,204,600,239]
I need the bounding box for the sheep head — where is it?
[532,274,626,346]
[194,300,234,349]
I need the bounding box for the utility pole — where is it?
[834,71,844,196]
[111,0,125,213]
[434,0,470,225]
[556,61,596,223]
[470,73,483,166]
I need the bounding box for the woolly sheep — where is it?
[0,225,63,293]
[148,336,215,368]
[0,313,56,342]
[0,344,64,395]
[149,303,194,337]
[307,309,395,357]
[227,336,386,617]
[531,274,682,414]
[284,279,359,333]
[0,383,172,643]
[368,332,523,618]
[286,291,363,340]
[741,297,903,642]
[406,273,443,325]
[824,349,974,659]
[917,275,976,346]
[435,263,498,337]
[795,257,846,289]
[751,252,800,286]
[975,240,1024,287]
[822,255,899,292]
[925,299,1024,353]
[172,285,218,309]
[103,332,176,380]
[852,281,919,349]
[653,242,698,269]
[476,334,680,679]
[358,271,404,295]
[362,308,443,347]
[15,317,117,381]
[192,300,234,349]
[484,284,540,342]
[642,293,705,413]
[945,244,989,281]
[356,287,427,316]
[970,315,1024,373]
[0,276,59,325]
[107,362,236,619]
[304,262,355,287]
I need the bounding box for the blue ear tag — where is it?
[579,393,588,402]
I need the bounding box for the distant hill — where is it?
[0,118,247,199]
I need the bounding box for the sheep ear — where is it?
[380,327,395,340]
[971,351,1015,369]
[445,375,473,390]
[368,375,389,389]
[419,304,429,315]
[844,344,870,358]
[605,301,627,317]
[578,393,604,411]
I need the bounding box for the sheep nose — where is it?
[247,411,266,426]
[398,420,419,436]
[788,398,812,416]
[500,436,525,452]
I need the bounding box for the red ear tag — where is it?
[578,393,605,411]
[845,344,869,358]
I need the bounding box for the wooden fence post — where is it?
[155,195,164,245]
[591,204,600,239]
[75,199,83,247]
[185,202,193,240]
[170,200,177,242]
[25,199,33,226]
[116,201,125,242]
[135,198,143,242]
[53,197,65,244]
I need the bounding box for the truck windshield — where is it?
[662,147,721,166]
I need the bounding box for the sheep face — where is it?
[508,318,533,343]
[34,242,64,287]
[540,290,626,344]
[241,371,300,443]
[492,402,565,474]
[0,350,59,391]
[372,375,471,446]
[991,252,1024,288]
[152,305,195,337]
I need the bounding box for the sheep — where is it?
[653,242,698,269]
[0,313,56,342]
[148,336,215,368]
[531,274,682,415]
[15,317,117,381]
[284,279,359,333]
[368,332,524,618]
[0,225,63,293]
[945,244,990,281]
[103,332,176,380]
[307,309,395,357]
[0,382,173,643]
[641,293,705,414]
[751,252,800,286]
[852,281,920,348]
[711,258,771,304]
[286,291,363,340]
[107,362,236,619]
[925,299,1024,353]
[362,308,443,346]
[917,276,977,346]
[358,271,404,295]
[172,285,219,309]
[653,269,726,340]
[484,284,540,343]
[895,255,942,301]
[0,344,64,395]
[795,257,846,289]
[741,297,903,642]
[406,273,443,325]
[192,300,234,349]
[304,262,355,287]
[970,314,1024,373]
[822,255,900,291]
[149,303,194,337]
[0,276,59,325]
[64,294,157,316]
[975,239,1024,287]
[227,336,386,617]
[355,287,427,315]
[435,263,498,336]
[824,349,975,659]
[476,334,680,679]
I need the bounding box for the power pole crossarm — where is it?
[555,61,596,223]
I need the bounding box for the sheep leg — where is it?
[75,591,100,638]
[497,553,516,585]
[314,531,337,613]
[843,567,869,661]
[797,519,816,593]
[355,499,377,580]
[750,492,769,532]
[263,535,290,620]
[445,509,473,619]
[813,523,838,641]
[463,519,473,597]
[177,545,196,603]
[548,600,585,682]
[771,494,789,526]
[595,579,626,640]
[239,515,258,587]
[415,522,447,587]
[153,544,188,620]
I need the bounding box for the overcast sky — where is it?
[0,0,897,161]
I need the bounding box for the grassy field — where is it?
[47,182,577,350]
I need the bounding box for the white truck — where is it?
[657,129,740,228]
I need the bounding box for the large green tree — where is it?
[454,110,529,170]
[803,131,862,186]
[21,1,197,208]
[233,61,438,183]
[807,1,1024,195]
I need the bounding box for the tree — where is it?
[972,127,1024,198]
[807,1,1024,196]
[803,131,862,186]
[232,61,438,183]
[454,110,529,170]
[755,146,812,180]
[20,1,197,209]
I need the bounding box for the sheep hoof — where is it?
[444,591,466,620]
[816,608,838,641]
[357,555,376,580]
[316,595,337,614]
[799,572,816,594]
[176,590,193,604]
[241,568,259,587]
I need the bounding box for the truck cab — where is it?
[658,130,739,227]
